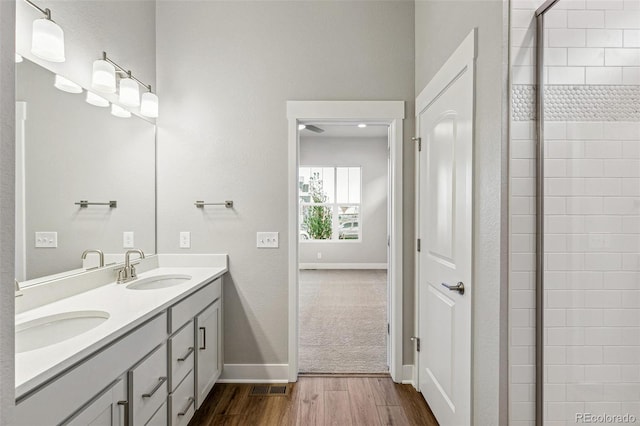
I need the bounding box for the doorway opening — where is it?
[287,101,405,382]
[297,123,390,373]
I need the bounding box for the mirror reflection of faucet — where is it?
[117,249,145,284]
[81,249,104,270]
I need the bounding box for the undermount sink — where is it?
[125,274,192,290]
[16,310,110,353]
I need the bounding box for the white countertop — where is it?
[16,257,227,398]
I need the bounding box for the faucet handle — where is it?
[130,264,138,280]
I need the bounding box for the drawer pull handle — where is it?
[117,400,129,426]
[177,347,194,362]
[142,376,167,398]
[177,397,195,416]
[199,327,206,350]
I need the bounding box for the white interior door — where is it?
[415,30,475,426]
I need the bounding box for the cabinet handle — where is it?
[117,400,129,426]
[177,346,194,362]
[142,376,167,398]
[177,397,195,416]
[199,327,206,350]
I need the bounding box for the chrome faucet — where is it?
[82,249,105,269]
[117,249,145,284]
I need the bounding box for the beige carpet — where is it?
[299,269,388,373]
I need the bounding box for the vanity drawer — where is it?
[169,277,221,332]
[130,343,168,426]
[170,370,195,426]
[169,321,194,392]
[145,401,168,426]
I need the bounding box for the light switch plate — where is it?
[257,232,279,248]
[180,232,191,248]
[123,231,134,248]
[35,232,57,248]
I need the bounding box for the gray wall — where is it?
[415,1,509,424]
[16,60,156,280]
[0,0,15,422]
[299,136,388,265]
[156,1,415,365]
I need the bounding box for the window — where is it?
[299,166,361,241]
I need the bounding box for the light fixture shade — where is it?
[15,53,23,63]
[91,59,116,93]
[111,104,131,118]
[86,91,109,107]
[140,92,159,118]
[119,77,140,107]
[31,18,65,63]
[54,75,82,94]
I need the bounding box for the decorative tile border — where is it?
[512,84,640,122]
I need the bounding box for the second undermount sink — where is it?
[16,310,110,353]
[125,274,192,290]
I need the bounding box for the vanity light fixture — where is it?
[111,104,131,118]
[86,91,109,108]
[25,0,65,63]
[95,52,159,117]
[91,56,116,93]
[358,123,367,128]
[15,53,24,63]
[54,75,82,94]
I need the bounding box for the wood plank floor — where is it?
[188,376,439,426]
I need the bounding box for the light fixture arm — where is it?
[101,51,154,94]
[24,0,51,20]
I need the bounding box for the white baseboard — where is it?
[299,263,388,270]
[218,364,289,383]
[402,364,415,387]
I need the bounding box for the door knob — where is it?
[441,281,465,295]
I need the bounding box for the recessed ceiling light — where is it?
[358,123,367,128]
[298,124,306,130]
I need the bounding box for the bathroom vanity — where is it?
[14,254,227,426]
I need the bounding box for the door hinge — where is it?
[387,323,390,335]
[411,336,420,352]
[417,238,421,252]
[412,136,422,151]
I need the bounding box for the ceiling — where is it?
[299,123,388,139]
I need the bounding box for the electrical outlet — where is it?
[257,232,279,248]
[123,231,134,248]
[180,232,191,248]
[35,232,57,248]
[317,252,322,259]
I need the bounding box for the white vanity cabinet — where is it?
[195,299,222,408]
[15,275,224,426]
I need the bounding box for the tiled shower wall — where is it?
[510,0,640,425]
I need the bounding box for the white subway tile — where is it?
[512,140,536,159]
[545,122,569,140]
[604,160,640,177]
[584,289,623,307]
[512,365,536,383]
[605,47,640,65]
[511,383,534,402]
[624,29,640,46]
[585,253,622,270]
[586,0,624,9]
[605,10,640,28]
[585,215,623,232]
[586,29,624,47]
[512,327,536,346]
[621,290,640,308]
[513,214,536,233]
[622,179,640,196]
[603,122,640,140]
[586,66,623,83]
[545,47,569,65]
[567,122,604,140]
[546,196,568,214]
[565,159,605,177]
[548,9,569,29]
[620,402,640,419]
[512,27,535,48]
[512,9,536,29]
[511,0,539,9]
[566,346,604,365]
[547,140,585,158]
[585,327,623,345]
[512,122,536,140]
[547,326,586,344]
[549,29,587,47]
[511,196,534,215]
[622,66,640,84]
[512,272,535,290]
[512,159,535,177]
[585,140,622,158]
[555,0,587,9]
[566,197,603,214]
[548,66,586,83]
[545,384,567,402]
[512,309,533,327]
[564,271,605,289]
[604,197,640,214]
[512,289,536,308]
[624,0,640,9]
[604,271,640,289]
[623,253,640,270]
[609,234,640,252]
[548,252,586,270]
[584,403,623,418]
[568,10,606,28]
[547,290,586,308]
[603,384,640,402]
[546,345,568,364]
[568,47,606,64]
[512,233,534,252]
[620,328,640,346]
[546,178,586,196]
[546,215,585,233]
[513,65,536,84]
[622,216,640,232]
[548,365,586,383]
[585,365,622,382]
[512,177,536,196]
[566,309,604,326]
[547,402,586,422]
[546,308,568,326]
[511,403,535,421]
[621,366,640,382]
[584,178,622,195]
[545,159,567,177]
[566,383,605,401]
[603,309,640,326]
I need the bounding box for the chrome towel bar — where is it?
[195,200,233,208]
[75,200,117,208]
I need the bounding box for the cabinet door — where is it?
[195,299,222,408]
[65,378,127,426]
